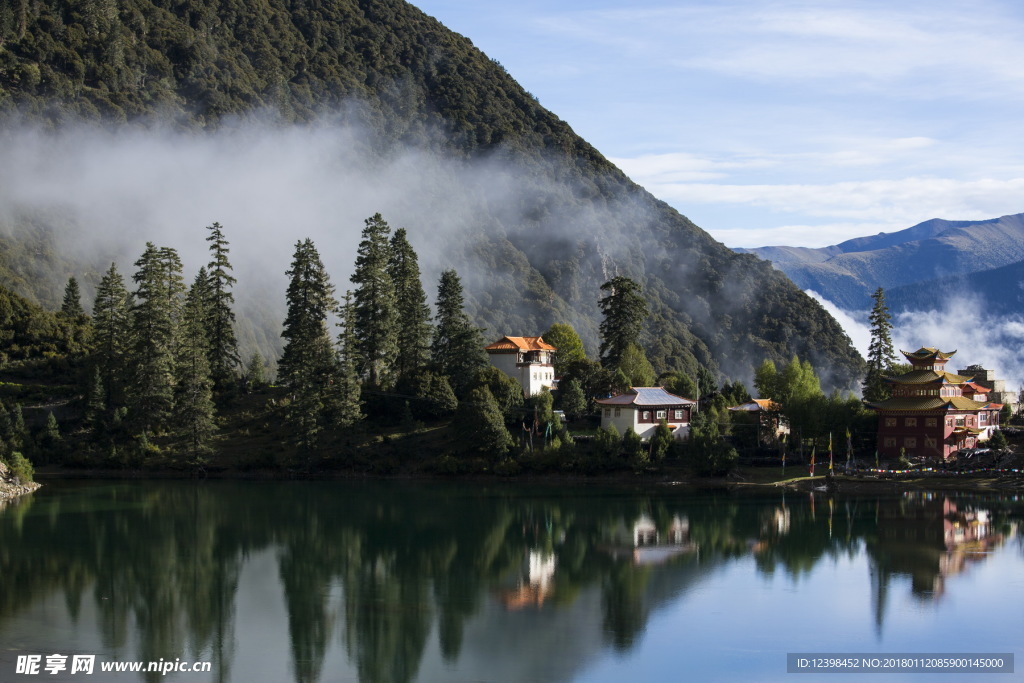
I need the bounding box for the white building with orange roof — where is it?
[484,335,557,397]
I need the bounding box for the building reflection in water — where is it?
[599,514,697,566]
[867,492,1010,635]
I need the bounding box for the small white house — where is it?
[485,336,557,397]
[595,387,696,441]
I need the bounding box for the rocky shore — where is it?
[0,460,41,501]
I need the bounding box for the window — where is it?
[955,417,965,427]
[924,437,937,449]
[674,410,684,421]
[904,437,916,448]
[604,408,610,417]
[885,417,897,427]
[884,438,897,447]
[925,418,937,427]
[656,410,667,420]
[641,411,650,420]
[614,408,621,418]
[905,417,917,427]
[979,413,987,425]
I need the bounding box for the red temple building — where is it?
[868,348,1002,460]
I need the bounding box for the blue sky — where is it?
[413,0,1024,248]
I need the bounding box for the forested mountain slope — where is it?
[0,0,863,387]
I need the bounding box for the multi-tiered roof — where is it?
[868,347,1002,416]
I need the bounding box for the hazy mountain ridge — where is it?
[887,257,1024,315]
[0,0,864,387]
[740,214,1024,310]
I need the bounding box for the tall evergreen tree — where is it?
[598,276,647,370]
[129,243,186,433]
[205,222,241,391]
[91,263,132,408]
[280,239,338,452]
[59,276,91,353]
[431,269,487,396]
[333,290,363,427]
[387,227,431,381]
[174,272,217,464]
[864,287,897,401]
[60,276,86,318]
[350,213,398,389]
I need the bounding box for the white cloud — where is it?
[808,291,1024,395]
[893,299,1024,390]
[806,291,870,357]
[640,177,1024,239]
[535,1,1024,96]
[710,222,899,249]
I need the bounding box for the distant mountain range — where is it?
[739,214,1024,311]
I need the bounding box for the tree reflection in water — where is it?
[0,482,1019,682]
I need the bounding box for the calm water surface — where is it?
[0,480,1021,682]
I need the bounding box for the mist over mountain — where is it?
[740,214,1024,311]
[0,0,863,387]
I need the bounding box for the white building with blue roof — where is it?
[594,387,697,441]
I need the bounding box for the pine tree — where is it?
[333,291,363,428]
[598,276,647,369]
[245,352,268,390]
[280,239,338,452]
[350,213,399,388]
[454,385,513,459]
[92,263,132,408]
[60,276,86,318]
[431,269,487,396]
[864,287,896,402]
[85,366,106,430]
[388,227,431,381]
[174,273,217,465]
[205,222,241,391]
[129,243,185,434]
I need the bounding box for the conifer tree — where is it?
[10,404,27,450]
[598,276,647,369]
[86,366,106,431]
[245,352,268,390]
[92,263,132,408]
[454,385,513,459]
[60,276,86,319]
[129,243,185,433]
[864,287,897,401]
[280,239,338,452]
[431,269,487,396]
[40,411,61,449]
[388,227,431,381]
[0,400,12,445]
[205,222,241,391]
[174,273,217,464]
[333,290,363,427]
[350,213,398,388]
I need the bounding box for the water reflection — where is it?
[0,482,1020,682]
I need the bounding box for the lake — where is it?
[1,480,1021,682]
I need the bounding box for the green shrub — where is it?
[7,451,33,484]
